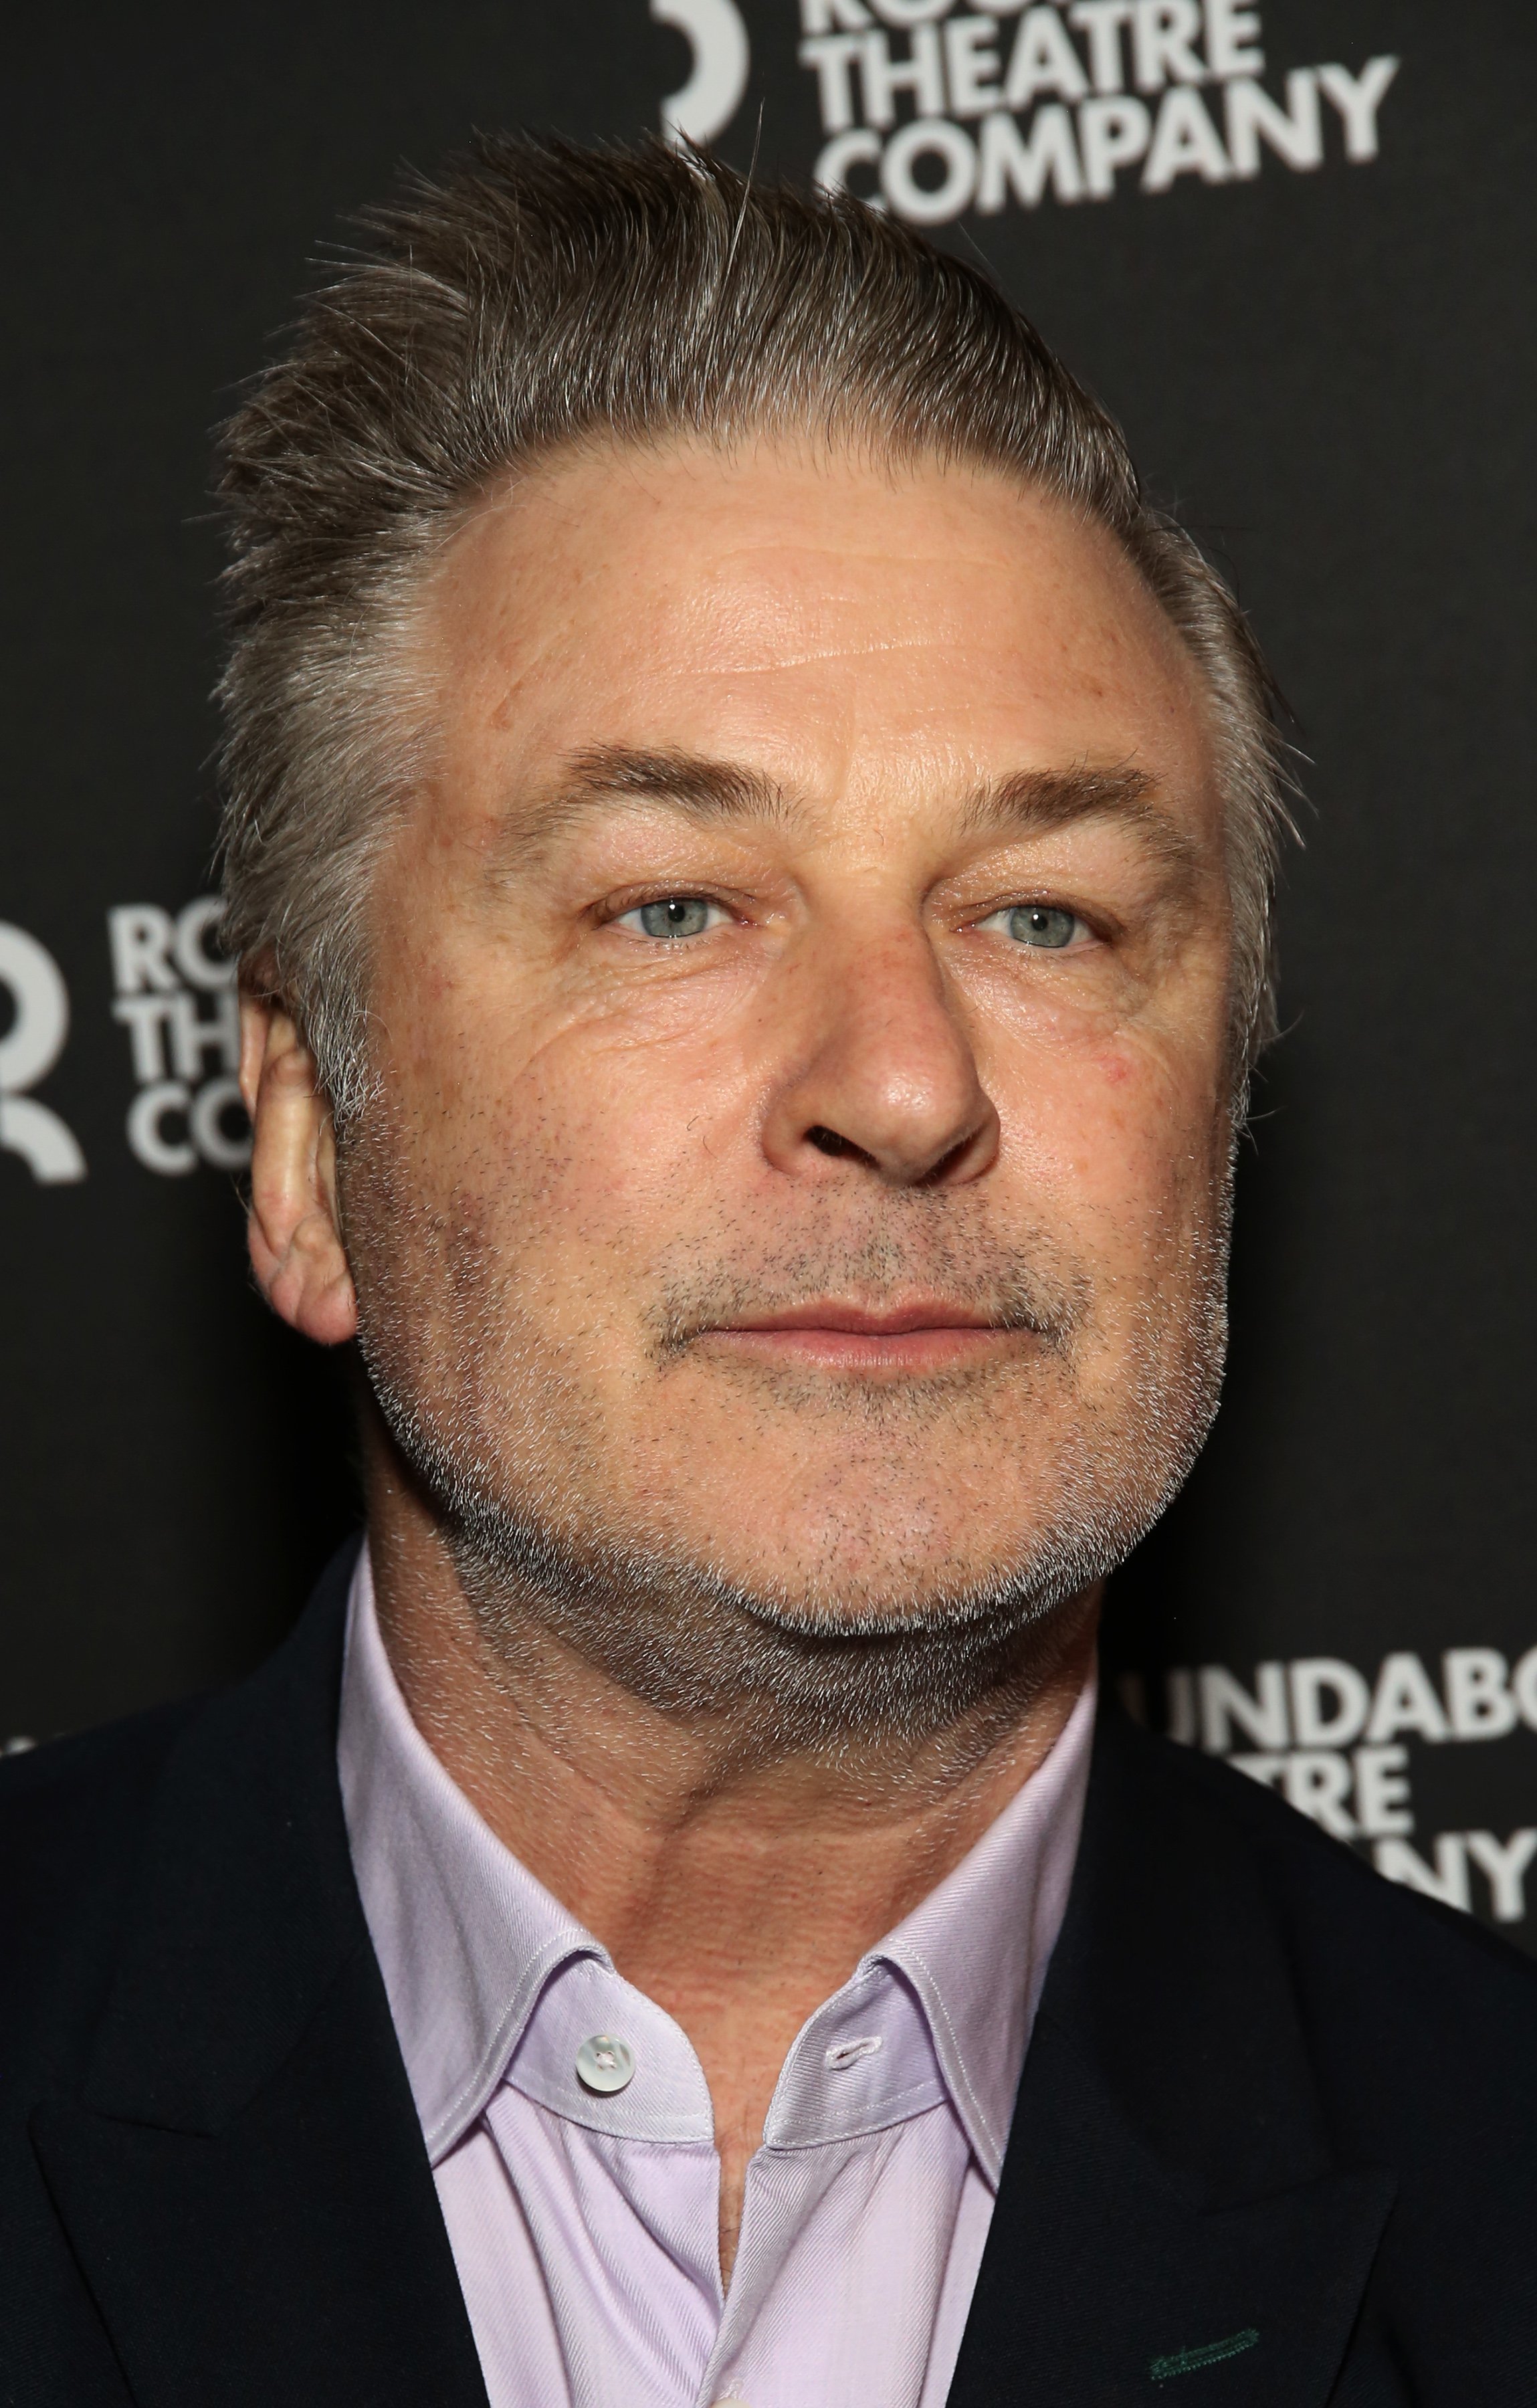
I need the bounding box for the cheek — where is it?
[370,902,486,1106]
[1001,1033,1224,1227]
[426,1016,757,1282]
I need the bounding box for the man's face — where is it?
[343,439,1233,1675]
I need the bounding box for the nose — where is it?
[761,920,1000,1189]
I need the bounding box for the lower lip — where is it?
[703,1326,1017,1372]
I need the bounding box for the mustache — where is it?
[645,1227,1090,1359]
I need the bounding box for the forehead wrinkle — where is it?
[959,767,1205,884]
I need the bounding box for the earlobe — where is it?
[240,994,358,1346]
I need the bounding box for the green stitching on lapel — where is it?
[1148,2328,1260,2382]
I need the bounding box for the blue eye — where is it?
[623,897,718,939]
[1004,905,1080,949]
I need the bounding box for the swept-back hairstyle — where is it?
[216,134,1291,1125]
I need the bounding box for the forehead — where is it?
[426,437,1216,823]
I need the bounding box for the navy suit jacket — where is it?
[5,1541,1536,2403]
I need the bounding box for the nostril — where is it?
[917,1133,977,1187]
[807,1125,878,1167]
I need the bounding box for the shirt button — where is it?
[575,2033,636,2095]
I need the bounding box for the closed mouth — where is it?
[692,1298,1042,1372]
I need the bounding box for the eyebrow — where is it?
[495,746,1203,881]
[958,766,1204,883]
[495,745,799,871]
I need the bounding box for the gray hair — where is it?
[215,134,1293,1128]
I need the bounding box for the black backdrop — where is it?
[5,1,1535,1944]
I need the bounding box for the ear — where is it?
[239,993,357,1346]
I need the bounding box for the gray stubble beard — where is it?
[346,1149,1232,1754]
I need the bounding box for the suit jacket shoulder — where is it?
[0,1542,491,2408]
[949,1707,1537,2406]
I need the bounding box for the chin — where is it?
[670,1458,1081,1567]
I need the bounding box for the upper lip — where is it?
[716,1301,998,1334]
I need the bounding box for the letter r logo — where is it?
[651,0,750,145]
[0,924,87,1183]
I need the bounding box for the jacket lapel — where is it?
[948,1708,1395,2406]
[30,1545,490,2408]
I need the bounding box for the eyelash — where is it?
[605,893,1101,948]
[611,894,732,940]
[973,903,1092,952]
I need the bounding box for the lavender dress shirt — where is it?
[338,1549,1095,2408]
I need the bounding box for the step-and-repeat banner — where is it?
[5,0,1534,1946]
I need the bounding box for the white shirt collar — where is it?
[339,1544,1095,2183]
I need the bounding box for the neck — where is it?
[363,1429,1098,2274]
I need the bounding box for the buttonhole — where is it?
[825,2035,883,2070]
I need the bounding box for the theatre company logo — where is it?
[0,924,87,1184]
[728,1,1397,227]
[108,898,251,1176]
[1136,1651,1537,1928]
